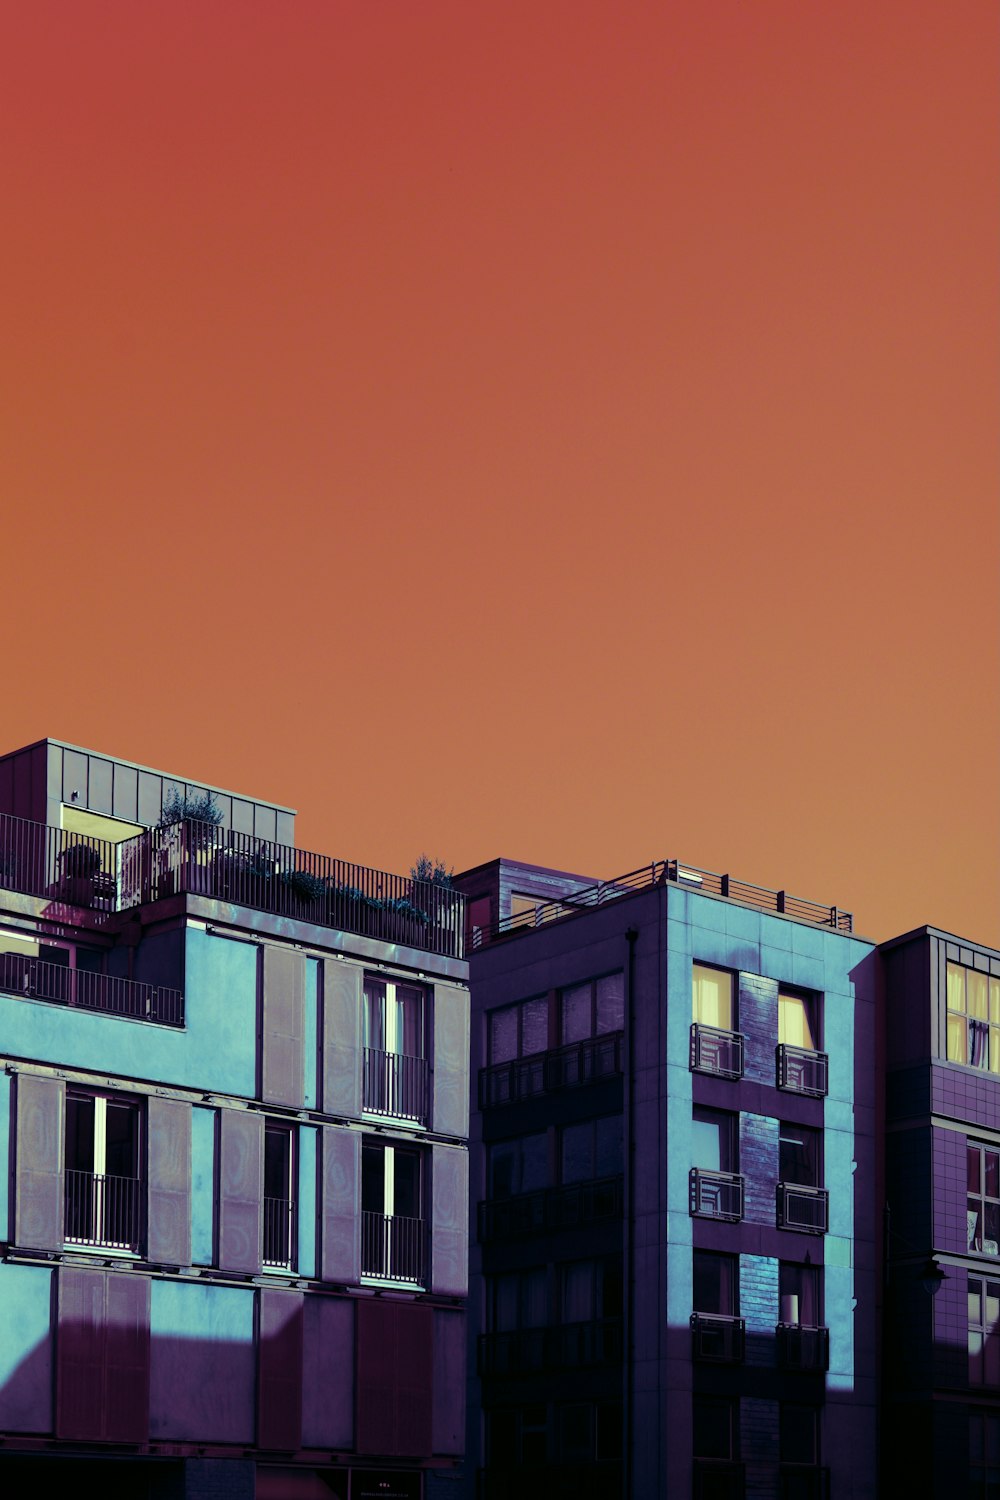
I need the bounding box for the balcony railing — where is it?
[0,813,117,913]
[263,1195,295,1269]
[691,1023,745,1080]
[692,1461,745,1500]
[777,1183,829,1234]
[361,1211,424,1284]
[478,1175,624,1242]
[473,858,852,948]
[478,1317,623,1376]
[362,1047,428,1123]
[776,1323,830,1371]
[65,1170,142,1252]
[690,1168,744,1222]
[479,1031,623,1108]
[776,1044,828,1098]
[691,1312,746,1363]
[0,952,184,1027]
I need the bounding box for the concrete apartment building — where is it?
[0,738,470,1500]
[455,856,879,1500]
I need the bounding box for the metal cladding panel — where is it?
[147,1096,192,1266]
[218,1110,264,1274]
[15,1073,65,1250]
[431,983,469,1138]
[56,1267,107,1440]
[430,1145,468,1297]
[89,756,114,815]
[262,946,306,1108]
[257,1288,304,1451]
[432,1308,465,1455]
[104,1272,151,1442]
[301,1295,354,1448]
[320,1127,360,1284]
[322,959,361,1118]
[112,763,139,823]
[356,1300,433,1457]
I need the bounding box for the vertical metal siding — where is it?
[14,1073,65,1250]
[431,983,469,1138]
[257,1288,304,1451]
[320,1127,360,1284]
[430,1145,468,1297]
[322,959,361,1118]
[261,946,306,1108]
[147,1097,192,1266]
[218,1110,264,1274]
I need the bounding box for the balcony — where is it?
[690,1023,744,1080]
[0,952,184,1027]
[65,1170,142,1252]
[776,1183,828,1234]
[0,811,465,960]
[360,1211,424,1285]
[690,1168,744,1222]
[479,1032,623,1108]
[776,1044,828,1098]
[478,1317,623,1376]
[776,1323,830,1371]
[692,1461,745,1500]
[478,1175,623,1242]
[362,1047,428,1123]
[691,1312,746,1363]
[263,1196,295,1269]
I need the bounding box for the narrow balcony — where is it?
[65,1170,142,1253]
[478,1175,624,1242]
[0,952,184,1027]
[360,1210,424,1285]
[690,1167,744,1223]
[776,1044,828,1098]
[479,1031,623,1108]
[362,1047,428,1124]
[478,1317,623,1376]
[0,815,117,914]
[691,1312,746,1363]
[693,1461,745,1500]
[690,1023,745,1080]
[776,1183,829,1235]
[776,1323,830,1371]
[262,1195,295,1269]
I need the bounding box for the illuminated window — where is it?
[692,964,735,1031]
[947,962,1000,1071]
[779,989,821,1051]
[969,1143,1000,1257]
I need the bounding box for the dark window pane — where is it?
[362,1145,384,1213]
[971,1146,984,1194]
[781,1405,818,1464]
[393,1151,420,1218]
[693,1398,733,1460]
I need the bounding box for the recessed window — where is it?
[263,1123,296,1270]
[969,1143,1000,1256]
[781,1404,820,1466]
[693,1108,738,1175]
[488,1133,548,1198]
[948,963,1000,1071]
[65,1090,142,1252]
[560,1115,623,1184]
[694,1252,738,1317]
[692,964,735,1031]
[489,996,549,1064]
[362,976,426,1120]
[970,1276,1000,1386]
[560,973,624,1044]
[779,1262,823,1326]
[779,988,821,1051]
[489,1267,548,1331]
[779,1124,821,1187]
[693,1396,736,1461]
[361,1142,424,1284]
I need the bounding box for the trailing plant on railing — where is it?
[281,869,328,903]
[328,883,431,924]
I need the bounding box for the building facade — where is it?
[456,856,879,1499]
[0,739,469,1500]
[881,924,1000,1500]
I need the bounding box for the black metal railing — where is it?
[64,1170,142,1251]
[693,1461,745,1500]
[0,812,117,913]
[479,1031,623,1108]
[776,1044,829,1097]
[472,858,852,948]
[478,1317,623,1375]
[690,1168,744,1222]
[776,1323,830,1371]
[478,1175,624,1241]
[119,820,465,958]
[263,1196,295,1268]
[0,952,184,1027]
[362,1047,428,1123]
[777,1183,829,1234]
[690,1023,745,1079]
[691,1312,746,1363]
[360,1211,424,1284]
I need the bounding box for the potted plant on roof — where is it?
[59,841,103,907]
[410,854,461,952]
[156,789,224,896]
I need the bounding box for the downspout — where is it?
[623,924,638,1500]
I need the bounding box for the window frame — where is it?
[968,1141,1000,1257]
[360,1139,425,1285]
[559,972,625,1046]
[488,995,551,1065]
[778,986,822,1052]
[64,1087,143,1253]
[692,963,737,1031]
[262,1121,297,1271]
[947,962,1000,1073]
[969,1274,1000,1387]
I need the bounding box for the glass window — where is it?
[64,1090,142,1252]
[779,989,820,1051]
[969,1410,1000,1500]
[263,1124,295,1269]
[947,962,1000,1073]
[488,1133,548,1198]
[969,1275,1000,1386]
[489,996,549,1063]
[780,1405,819,1465]
[692,1108,737,1174]
[490,1268,548,1331]
[779,1263,822,1325]
[779,1124,821,1187]
[693,964,735,1030]
[693,1252,738,1316]
[559,972,625,1045]
[969,1142,1000,1256]
[561,1115,623,1184]
[693,1396,735,1460]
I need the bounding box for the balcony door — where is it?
[361,1143,423,1284]
[65,1091,141,1250]
[363,978,425,1120]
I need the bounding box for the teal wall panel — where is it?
[149,1280,255,1442]
[298,1124,318,1279]
[304,958,320,1109]
[191,1105,216,1266]
[0,1263,53,1432]
[0,1072,9,1240]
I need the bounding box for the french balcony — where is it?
[65,1170,142,1253]
[360,1210,424,1285]
[478,1317,623,1376]
[776,1044,828,1098]
[779,1467,830,1500]
[689,1168,744,1223]
[690,1023,744,1080]
[776,1323,830,1371]
[777,1183,829,1235]
[692,1460,745,1500]
[479,1031,623,1108]
[0,952,184,1027]
[691,1312,746,1364]
[362,1047,428,1124]
[478,1175,624,1242]
[262,1195,295,1269]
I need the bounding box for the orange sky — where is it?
[2,1,997,946]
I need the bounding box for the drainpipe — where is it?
[623,925,638,1500]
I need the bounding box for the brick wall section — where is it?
[742,1255,779,1367]
[741,1114,779,1226]
[739,973,778,1087]
[741,1397,779,1500]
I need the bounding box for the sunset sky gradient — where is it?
[2,1,997,944]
